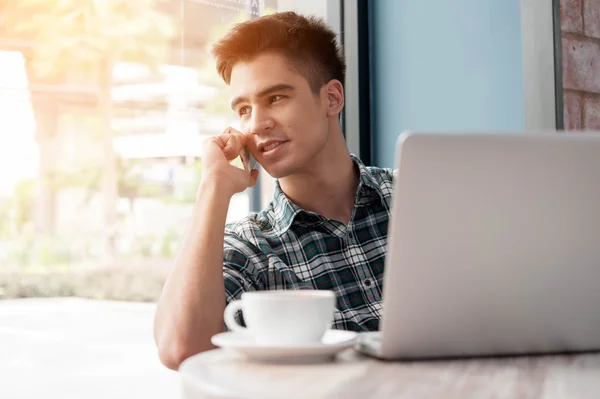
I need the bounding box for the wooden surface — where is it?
[179,348,600,399]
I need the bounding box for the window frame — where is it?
[521,0,563,131]
[341,0,373,165]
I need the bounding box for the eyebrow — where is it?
[230,83,295,111]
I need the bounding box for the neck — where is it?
[279,123,359,225]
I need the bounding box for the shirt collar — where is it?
[270,154,384,235]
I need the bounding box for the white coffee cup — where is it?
[223,290,336,346]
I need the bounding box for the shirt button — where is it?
[364,278,373,287]
[348,232,354,240]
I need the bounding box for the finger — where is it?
[228,164,257,189]
[214,134,248,161]
[223,127,244,136]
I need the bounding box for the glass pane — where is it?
[0,1,339,395]
[0,0,335,300]
[371,0,525,168]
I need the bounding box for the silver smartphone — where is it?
[240,146,258,172]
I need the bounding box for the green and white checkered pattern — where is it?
[223,155,393,332]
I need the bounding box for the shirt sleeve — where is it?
[223,267,256,305]
[222,231,267,305]
[222,232,267,330]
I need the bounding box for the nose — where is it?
[248,106,274,136]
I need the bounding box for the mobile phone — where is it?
[240,146,258,172]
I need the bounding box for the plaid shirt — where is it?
[223,155,393,332]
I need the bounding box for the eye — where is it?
[270,95,284,103]
[238,106,251,116]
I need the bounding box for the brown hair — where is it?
[212,12,345,93]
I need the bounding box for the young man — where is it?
[153,11,393,370]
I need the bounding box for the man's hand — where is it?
[200,128,260,198]
[155,127,258,369]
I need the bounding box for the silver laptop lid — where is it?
[380,131,600,359]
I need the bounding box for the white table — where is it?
[179,348,600,399]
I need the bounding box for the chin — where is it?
[263,166,287,179]
[262,158,295,179]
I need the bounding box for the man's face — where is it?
[229,52,330,178]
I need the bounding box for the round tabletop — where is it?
[178,348,600,399]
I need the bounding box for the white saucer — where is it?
[211,329,357,363]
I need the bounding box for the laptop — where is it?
[357,131,600,360]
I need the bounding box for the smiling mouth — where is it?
[263,142,284,152]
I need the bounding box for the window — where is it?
[0,0,337,297]
[0,1,341,396]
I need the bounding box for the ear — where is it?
[324,79,344,117]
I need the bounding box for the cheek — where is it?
[294,121,328,153]
[240,119,252,134]
[280,99,328,142]
[287,102,323,130]
[239,124,255,146]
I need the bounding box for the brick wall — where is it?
[560,0,600,130]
